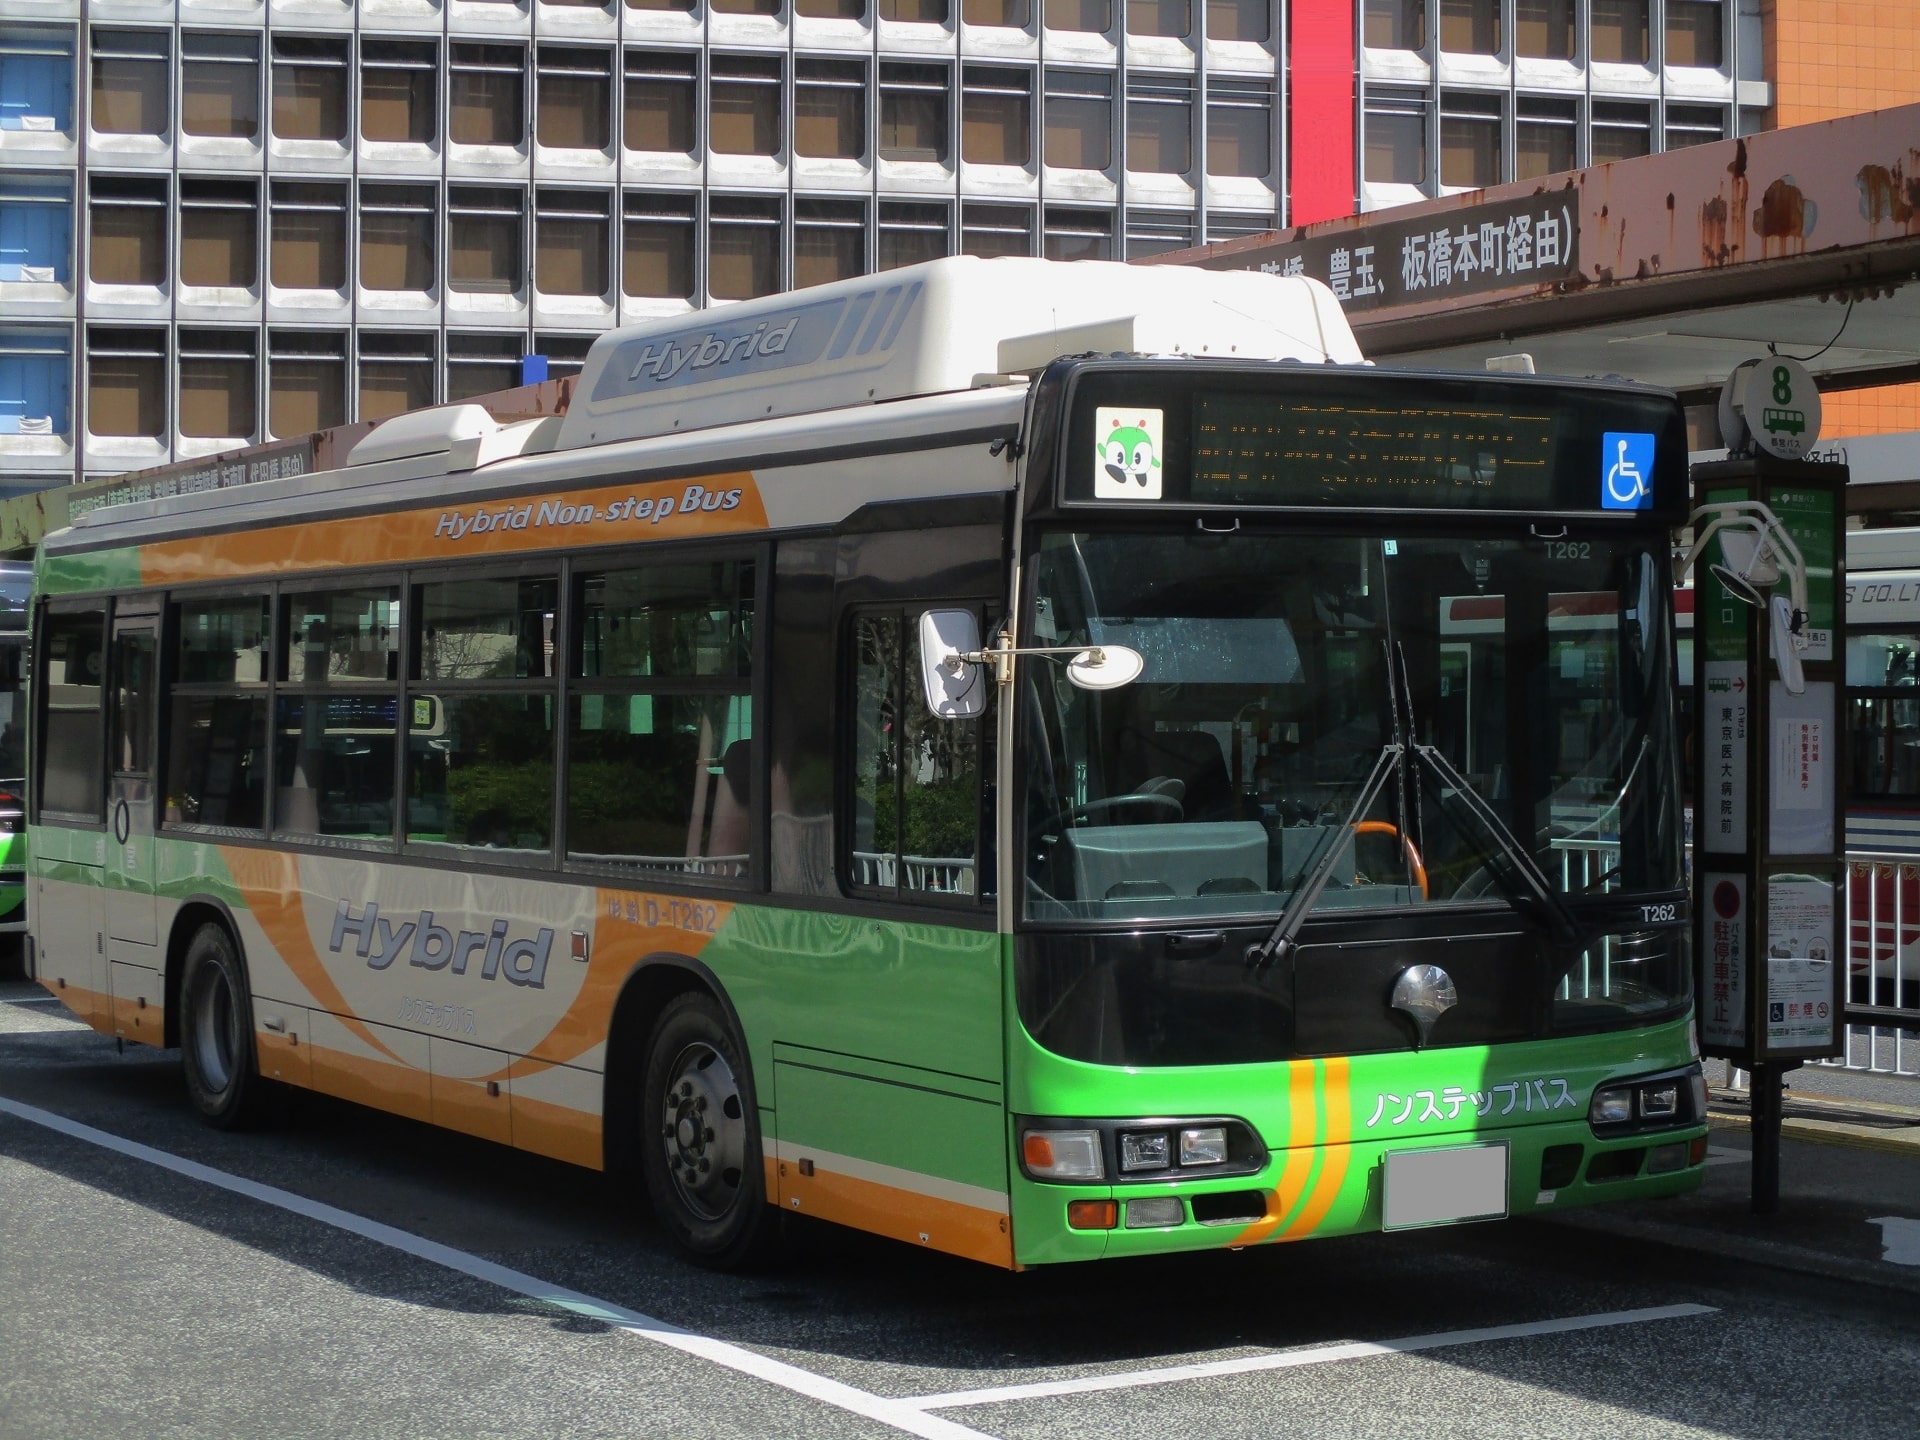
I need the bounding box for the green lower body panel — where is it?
[1006,1017,1707,1266]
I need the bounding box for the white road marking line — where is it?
[904,1303,1718,1411]
[0,1096,994,1440]
[1702,1151,1748,1167]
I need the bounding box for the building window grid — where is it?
[86,325,167,438]
[450,43,527,150]
[180,31,260,142]
[879,62,949,164]
[176,328,256,440]
[1126,74,1193,179]
[795,57,867,163]
[1363,3,1740,192]
[877,201,949,271]
[90,29,170,139]
[0,33,76,136]
[535,187,613,298]
[358,331,437,423]
[267,329,347,439]
[88,174,169,288]
[624,50,699,156]
[794,197,867,288]
[10,10,1754,466]
[178,178,258,291]
[1043,69,1113,175]
[709,53,784,160]
[536,46,614,153]
[269,180,348,293]
[623,191,699,302]
[360,184,437,295]
[269,35,350,145]
[447,332,529,403]
[361,39,437,147]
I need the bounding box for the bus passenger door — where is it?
[104,614,159,974]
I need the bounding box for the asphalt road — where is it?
[2,983,1915,1440]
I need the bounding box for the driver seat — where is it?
[1113,728,1236,822]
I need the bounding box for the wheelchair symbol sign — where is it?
[1602,432,1655,510]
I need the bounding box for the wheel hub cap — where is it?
[659,1042,746,1222]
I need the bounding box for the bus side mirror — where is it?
[919,610,987,720]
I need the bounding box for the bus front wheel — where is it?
[639,992,777,1269]
[179,923,267,1130]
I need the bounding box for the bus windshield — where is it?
[1022,528,1682,927]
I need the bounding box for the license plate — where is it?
[1382,1142,1509,1230]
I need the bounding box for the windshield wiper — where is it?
[1250,637,1415,974]
[1410,739,1592,953]
[1245,737,1403,973]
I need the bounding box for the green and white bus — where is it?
[27,257,1706,1268]
[0,560,29,944]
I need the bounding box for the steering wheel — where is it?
[1039,791,1184,834]
[1354,820,1429,900]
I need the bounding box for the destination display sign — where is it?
[1060,366,1689,518]
[1191,393,1558,508]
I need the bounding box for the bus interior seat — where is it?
[706,738,751,860]
[1198,875,1263,895]
[1113,727,1236,820]
[1064,820,1266,901]
[1274,823,1357,890]
[1106,880,1177,900]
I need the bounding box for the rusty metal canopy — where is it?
[1159,105,1920,406]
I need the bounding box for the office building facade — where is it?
[0,0,1776,491]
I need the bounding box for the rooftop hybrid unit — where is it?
[348,256,1363,469]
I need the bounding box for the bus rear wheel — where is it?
[179,923,267,1130]
[639,992,777,1269]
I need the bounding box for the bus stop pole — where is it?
[1749,1060,1786,1214]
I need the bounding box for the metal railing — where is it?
[1553,835,1623,1002]
[1833,854,1920,1076]
[849,852,976,896]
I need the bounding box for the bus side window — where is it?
[845,607,988,901]
[566,557,755,881]
[38,607,108,823]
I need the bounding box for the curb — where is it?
[1544,1204,1920,1300]
[1707,1093,1920,1159]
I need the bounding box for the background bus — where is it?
[0,560,30,969]
[28,257,1707,1269]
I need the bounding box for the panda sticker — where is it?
[1093,408,1164,500]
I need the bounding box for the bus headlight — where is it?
[1119,1130,1170,1172]
[1179,1126,1228,1166]
[1590,1087,1634,1125]
[1588,1064,1705,1134]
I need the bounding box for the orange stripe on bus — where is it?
[1281,1056,1352,1241]
[140,474,769,587]
[222,847,406,1067]
[307,1040,434,1125]
[504,1073,604,1170]
[1236,1059,1321,1244]
[784,1163,1014,1269]
[515,889,734,1072]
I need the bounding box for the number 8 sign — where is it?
[1741,355,1822,460]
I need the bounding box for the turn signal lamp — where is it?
[1023,1129,1104,1181]
[1067,1199,1118,1230]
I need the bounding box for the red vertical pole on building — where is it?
[1288,1,1358,226]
